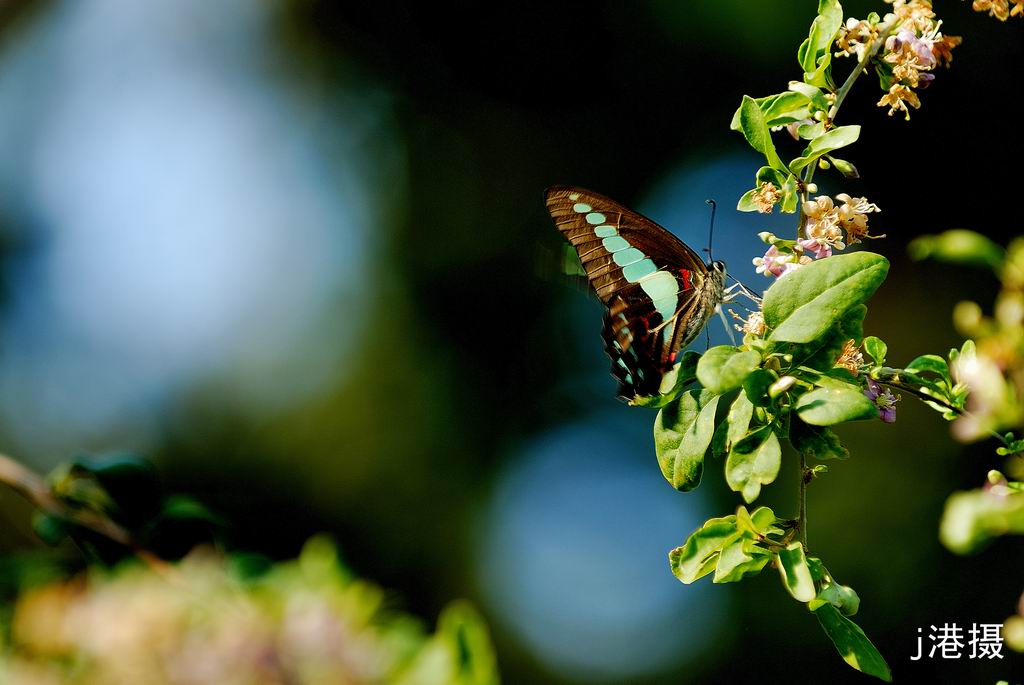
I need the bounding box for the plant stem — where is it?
[0,451,169,573]
[0,451,132,545]
[874,377,1019,451]
[799,450,809,549]
[828,19,897,123]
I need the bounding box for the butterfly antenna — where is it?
[704,199,717,262]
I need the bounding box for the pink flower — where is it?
[798,237,832,259]
[753,246,788,277]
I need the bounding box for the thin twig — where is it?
[0,451,171,574]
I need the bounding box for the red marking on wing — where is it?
[678,268,692,290]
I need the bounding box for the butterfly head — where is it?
[708,260,728,301]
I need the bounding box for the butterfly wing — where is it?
[545,185,716,399]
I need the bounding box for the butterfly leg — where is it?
[716,305,737,346]
[724,280,763,305]
[723,282,762,307]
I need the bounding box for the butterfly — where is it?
[545,185,730,401]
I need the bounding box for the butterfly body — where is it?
[545,185,726,400]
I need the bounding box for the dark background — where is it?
[0,1,1021,683]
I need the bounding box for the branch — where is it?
[0,451,169,572]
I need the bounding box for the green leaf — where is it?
[800,0,843,68]
[406,600,501,685]
[789,126,861,173]
[742,369,775,406]
[797,0,843,87]
[776,542,816,602]
[712,392,755,457]
[713,537,771,583]
[863,336,886,366]
[905,354,950,382]
[736,504,777,536]
[752,506,781,533]
[737,188,759,212]
[817,581,861,616]
[908,230,1005,271]
[654,390,720,491]
[791,419,849,459]
[813,604,893,682]
[803,56,834,89]
[940,487,1024,554]
[797,121,825,140]
[755,166,787,187]
[697,346,762,394]
[791,304,865,372]
[764,252,889,343]
[795,386,877,425]
[806,557,861,615]
[787,81,830,113]
[725,426,781,503]
[736,95,788,172]
[669,516,739,583]
[730,92,812,131]
[787,80,822,100]
[631,350,700,407]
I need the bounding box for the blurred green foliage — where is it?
[0,537,498,685]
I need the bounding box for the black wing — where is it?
[545,185,710,399]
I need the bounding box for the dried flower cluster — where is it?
[972,0,1024,20]
[835,339,865,375]
[753,181,782,213]
[836,18,880,60]
[732,310,767,336]
[753,195,881,279]
[874,1,961,118]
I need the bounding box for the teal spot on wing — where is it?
[652,296,678,321]
[613,247,645,267]
[640,271,678,300]
[586,212,606,225]
[602,236,630,252]
[573,202,592,213]
[622,258,658,282]
[639,271,679,320]
[594,225,617,238]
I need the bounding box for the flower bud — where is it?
[769,376,797,397]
